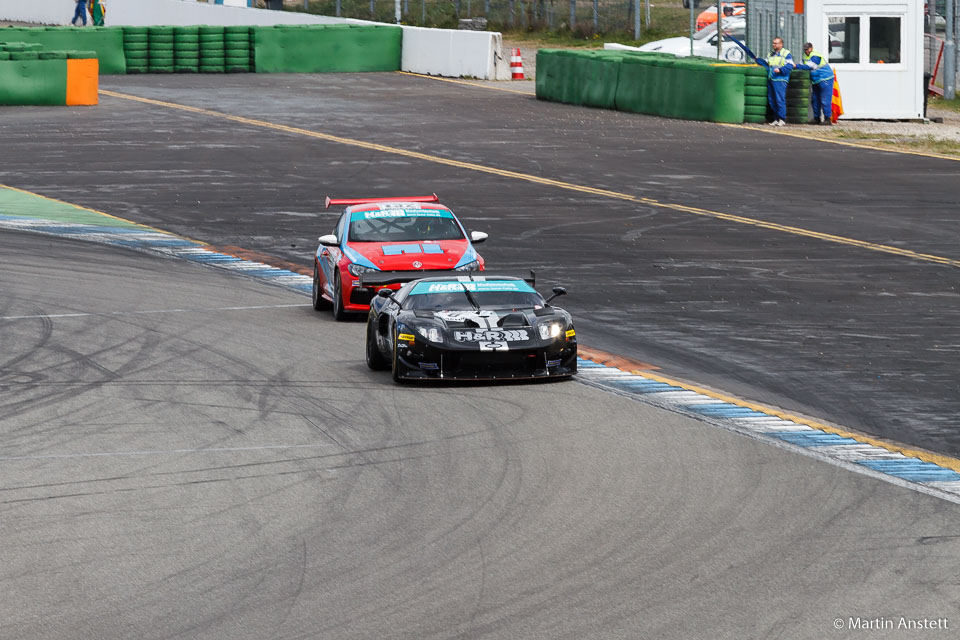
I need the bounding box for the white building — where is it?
[748,0,924,119]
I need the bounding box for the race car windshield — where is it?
[403,291,545,311]
[349,215,465,242]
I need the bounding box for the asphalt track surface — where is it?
[3,72,958,458]
[2,231,959,639]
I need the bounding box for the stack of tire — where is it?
[742,66,768,124]
[785,69,812,124]
[174,26,200,74]
[224,26,251,73]
[148,26,175,74]
[199,25,226,74]
[122,26,149,74]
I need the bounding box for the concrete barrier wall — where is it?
[401,27,510,81]
[1,0,508,79]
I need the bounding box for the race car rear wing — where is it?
[359,270,537,288]
[325,194,440,209]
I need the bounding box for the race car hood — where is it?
[397,307,573,351]
[346,239,473,271]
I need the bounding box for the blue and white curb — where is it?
[576,358,960,503]
[0,215,313,293]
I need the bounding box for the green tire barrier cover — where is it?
[252,25,401,73]
[743,114,767,123]
[744,84,767,97]
[175,44,200,53]
[149,35,174,44]
[199,26,225,34]
[39,51,68,60]
[150,66,175,74]
[148,26,174,35]
[125,42,148,51]
[124,27,148,35]
[744,105,768,116]
[124,35,149,43]
[67,50,97,59]
[224,34,250,42]
[149,45,175,53]
[0,52,9,60]
[10,51,40,60]
[174,65,199,73]
[224,55,250,65]
[199,66,225,74]
[174,26,200,34]
[0,26,125,74]
[200,55,226,65]
[126,65,149,74]
[744,77,767,87]
[226,65,250,73]
[0,58,67,105]
[224,26,250,34]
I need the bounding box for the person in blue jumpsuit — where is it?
[797,42,835,125]
[756,37,794,126]
[71,0,88,26]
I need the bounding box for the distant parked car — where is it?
[626,17,747,63]
[696,3,746,31]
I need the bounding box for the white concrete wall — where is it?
[806,0,924,119]
[0,0,509,79]
[401,27,511,80]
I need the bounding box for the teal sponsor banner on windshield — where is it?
[410,280,536,295]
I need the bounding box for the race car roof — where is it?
[346,202,451,214]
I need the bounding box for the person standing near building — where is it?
[71,0,88,26]
[757,37,794,126]
[797,42,834,125]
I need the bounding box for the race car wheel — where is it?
[332,272,347,321]
[312,264,331,311]
[366,319,389,371]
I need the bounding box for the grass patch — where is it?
[928,95,960,113]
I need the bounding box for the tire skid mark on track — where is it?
[7,188,960,504]
[97,89,960,271]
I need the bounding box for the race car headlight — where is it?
[538,323,563,340]
[455,260,480,272]
[347,263,377,277]
[417,326,442,343]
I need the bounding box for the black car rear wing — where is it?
[359,270,537,288]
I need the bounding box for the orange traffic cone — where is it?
[510,48,524,80]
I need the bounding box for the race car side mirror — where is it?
[545,287,567,304]
[318,234,338,246]
[470,231,488,244]
[377,288,400,305]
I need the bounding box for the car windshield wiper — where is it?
[460,277,481,313]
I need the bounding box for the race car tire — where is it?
[312,264,331,311]
[332,272,348,321]
[366,320,389,370]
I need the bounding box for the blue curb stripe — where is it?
[574,359,960,502]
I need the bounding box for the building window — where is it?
[870,17,901,63]
[828,17,860,63]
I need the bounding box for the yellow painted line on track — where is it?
[0,182,207,244]
[99,89,960,270]
[396,70,960,164]
[396,71,535,95]
[623,368,960,474]
[718,122,960,163]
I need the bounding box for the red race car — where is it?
[312,194,488,320]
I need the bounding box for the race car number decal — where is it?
[454,330,529,343]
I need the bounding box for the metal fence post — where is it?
[947,0,956,99]
[689,0,694,57]
[634,0,640,39]
[570,0,575,29]
[593,0,598,33]
[645,0,650,27]
[336,0,341,17]
[370,0,375,19]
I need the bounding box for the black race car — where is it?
[363,274,577,381]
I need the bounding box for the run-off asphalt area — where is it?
[1,72,959,460]
[1,232,959,639]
